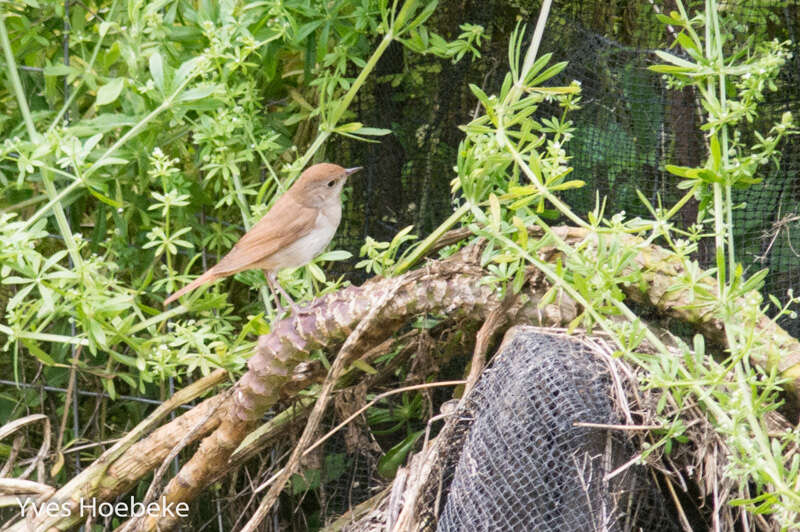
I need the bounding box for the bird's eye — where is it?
[327,180,336,187]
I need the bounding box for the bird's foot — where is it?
[266,271,299,318]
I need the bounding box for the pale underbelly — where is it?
[256,222,337,271]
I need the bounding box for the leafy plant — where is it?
[0,0,485,461]
[356,224,418,275]
[367,391,424,435]
[402,0,800,526]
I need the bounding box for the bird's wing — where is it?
[211,195,317,275]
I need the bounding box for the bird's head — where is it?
[293,163,362,207]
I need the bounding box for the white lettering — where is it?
[129,496,144,516]
[98,501,114,517]
[147,501,160,516]
[162,496,176,517]
[60,496,193,518]
[80,497,96,517]
[19,499,71,517]
[115,501,129,517]
[18,499,35,517]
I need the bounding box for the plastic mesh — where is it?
[318,0,800,525]
[331,0,800,337]
[435,331,682,532]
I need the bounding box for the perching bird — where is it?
[164,163,362,308]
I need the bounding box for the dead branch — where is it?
[11,226,800,531]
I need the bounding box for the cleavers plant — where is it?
[0,0,483,409]
[409,0,800,526]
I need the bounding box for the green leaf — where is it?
[665,164,698,178]
[403,0,439,33]
[377,430,424,478]
[469,83,491,109]
[21,338,56,365]
[95,78,125,107]
[91,157,129,169]
[648,65,693,75]
[676,32,700,55]
[67,114,138,136]
[296,20,323,42]
[353,126,392,136]
[290,469,320,494]
[538,286,558,309]
[335,122,364,133]
[307,262,326,283]
[692,334,705,359]
[43,64,75,76]
[150,51,164,92]
[653,50,697,69]
[739,268,769,294]
[87,186,124,208]
[174,57,203,88]
[550,179,585,191]
[178,85,219,102]
[316,250,353,262]
[655,13,683,27]
[696,169,721,184]
[709,133,721,172]
[489,193,501,232]
[529,61,568,86]
[524,52,553,83]
[350,359,378,375]
[512,216,527,249]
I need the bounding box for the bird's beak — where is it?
[345,166,363,177]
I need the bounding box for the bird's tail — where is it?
[163,269,220,306]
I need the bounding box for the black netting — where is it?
[318,424,381,523]
[435,331,683,532]
[317,1,800,526]
[330,0,800,337]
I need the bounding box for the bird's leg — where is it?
[265,270,296,315]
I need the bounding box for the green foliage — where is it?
[356,224,417,275]
[367,391,424,435]
[376,429,423,478]
[290,452,349,494]
[410,1,800,527]
[0,0,483,395]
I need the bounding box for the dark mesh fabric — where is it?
[436,331,682,532]
[330,0,800,338]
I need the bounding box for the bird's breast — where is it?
[260,204,341,271]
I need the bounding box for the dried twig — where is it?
[240,280,404,531]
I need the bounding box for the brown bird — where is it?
[164,163,362,308]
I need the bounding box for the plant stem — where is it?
[0,323,90,347]
[290,28,398,180]
[46,0,119,136]
[512,0,553,101]
[23,58,206,231]
[709,0,736,285]
[328,32,395,129]
[393,202,471,275]
[0,13,82,266]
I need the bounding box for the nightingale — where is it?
[163,163,362,307]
